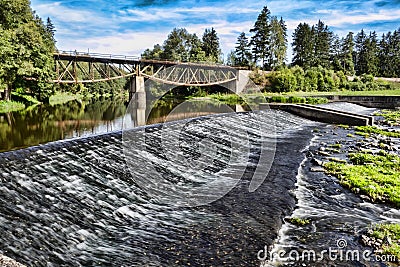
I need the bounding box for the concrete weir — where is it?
[326,95,400,108]
[259,103,373,126]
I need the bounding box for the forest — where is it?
[144,5,400,79]
[0,0,56,102]
[1,1,400,107]
[0,0,128,105]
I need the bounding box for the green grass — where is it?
[376,110,400,125]
[287,217,310,226]
[324,151,400,206]
[328,143,342,148]
[370,223,400,260]
[263,88,400,97]
[49,92,83,105]
[355,126,400,138]
[0,100,25,113]
[338,124,350,129]
[11,92,40,104]
[209,93,244,105]
[265,95,328,104]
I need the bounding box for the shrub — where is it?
[287,96,306,103]
[361,74,374,83]
[268,68,297,93]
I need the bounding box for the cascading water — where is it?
[0,110,316,266]
[268,103,400,267]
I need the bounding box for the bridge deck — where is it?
[53,51,235,70]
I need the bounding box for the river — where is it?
[0,97,398,266]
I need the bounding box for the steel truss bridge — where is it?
[53,51,238,87]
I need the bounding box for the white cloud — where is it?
[56,31,168,56]
[122,9,183,22]
[33,2,98,23]
[286,9,400,30]
[31,0,400,63]
[325,10,400,27]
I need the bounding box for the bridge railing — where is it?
[54,50,236,68]
[55,50,141,61]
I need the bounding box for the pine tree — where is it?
[341,32,355,75]
[201,27,221,62]
[313,20,332,68]
[393,29,400,77]
[365,31,379,75]
[234,32,251,66]
[330,34,341,71]
[355,29,367,75]
[46,17,56,43]
[269,16,287,69]
[292,23,314,68]
[378,32,391,77]
[250,6,271,69]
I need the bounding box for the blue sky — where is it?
[31,0,400,61]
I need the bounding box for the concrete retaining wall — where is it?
[325,96,400,108]
[299,104,374,125]
[259,103,370,126]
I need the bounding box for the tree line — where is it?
[231,5,400,78]
[145,5,400,79]
[228,6,288,70]
[291,21,400,77]
[142,27,222,63]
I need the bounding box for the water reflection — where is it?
[0,97,129,152]
[0,96,250,152]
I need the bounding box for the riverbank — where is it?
[322,110,400,263]
[268,104,400,266]
[0,91,129,113]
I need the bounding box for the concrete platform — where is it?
[325,96,400,108]
[299,104,374,125]
[259,103,372,126]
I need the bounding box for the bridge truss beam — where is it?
[53,51,238,87]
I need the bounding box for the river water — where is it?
[0,99,398,266]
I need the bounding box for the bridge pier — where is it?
[128,76,147,126]
[220,70,249,94]
[129,76,145,99]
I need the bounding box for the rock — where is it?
[383,236,392,245]
[360,195,371,201]
[310,167,325,172]
[311,158,323,166]
[319,151,331,157]
[319,147,326,151]
[0,255,26,267]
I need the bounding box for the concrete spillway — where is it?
[325,95,400,108]
[259,103,373,126]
